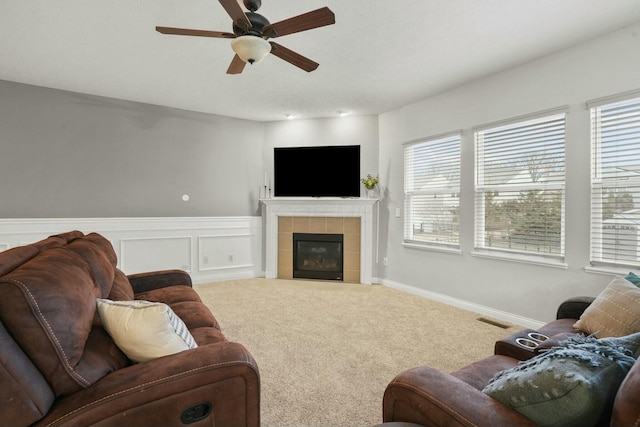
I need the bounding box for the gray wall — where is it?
[0,81,380,218]
[0,81,264,217]
[378,23,640,322]
[0,80,380,289]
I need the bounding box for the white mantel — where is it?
[261,198,378,284]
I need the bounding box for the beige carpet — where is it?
[195,278,522,427]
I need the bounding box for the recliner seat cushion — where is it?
[136,286,221,330]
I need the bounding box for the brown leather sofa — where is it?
[383,297,640,427]
[0,231,260,427]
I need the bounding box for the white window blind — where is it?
[590,95,640,268]
[474,113,566,259]
[404,133,461,249]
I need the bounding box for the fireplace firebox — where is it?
[293,233,343,281]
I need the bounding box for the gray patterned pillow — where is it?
[483,332,640,427]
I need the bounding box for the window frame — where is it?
[588,90,640,270]
[403,131,462,252]
[472,108,568,266]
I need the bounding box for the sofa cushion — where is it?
[483,332,640,427]
[136,286,221,330]
[0,245,39,276]
[0,319,55,427]
[573,277,640,338]
[83,232,118,267]
[170,301,221,330]
[190,326,228,346]
[0,246,126,396]
[31,230,83,252]
[97,299,198,363]
[135,285,202,305]
[65,237,116,298]
[107,269,135,301]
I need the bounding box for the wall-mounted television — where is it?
[274,145,361,197]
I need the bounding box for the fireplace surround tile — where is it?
[343,269,360,283]
[326,217,344,233]
[344,233,360,252]
[309,217,326,233]
[278,232,293,251]
[344,217,360,234]
[292,217,310,232]
[278,216,293,232]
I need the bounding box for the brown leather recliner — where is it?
[0,231,260,427]
[383,298,640,427]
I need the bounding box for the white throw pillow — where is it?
[96,298,197,363]
[572,277,640,338]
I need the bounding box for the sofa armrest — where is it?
[34,342,260,427]
[127,269,192,293]
[383,366,538,427]
[556,296,595,320]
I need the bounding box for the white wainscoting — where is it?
[0,217,263,284]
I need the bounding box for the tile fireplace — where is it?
[261,198,377,284]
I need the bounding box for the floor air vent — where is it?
[476,317,511,329]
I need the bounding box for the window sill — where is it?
[584,265,632,277]
[402,242,462,255]
[471,250,568,269]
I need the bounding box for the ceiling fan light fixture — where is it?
[231,35,271,64]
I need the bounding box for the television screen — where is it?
[274,145,361,197]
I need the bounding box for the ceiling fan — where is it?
[156,0,335,74]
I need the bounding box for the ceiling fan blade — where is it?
[218,0,251,30]
[156,26,235,38]
[269,42,319,72]
[227,54,246,74]
[263,7,335,38]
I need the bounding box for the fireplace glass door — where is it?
[293,233,344,281]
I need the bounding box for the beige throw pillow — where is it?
[573,277,640,338]
[96,299,197,363]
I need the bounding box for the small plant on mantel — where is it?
[361,174,379,190]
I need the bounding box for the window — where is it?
[589,93,640,268]
[403,132,461,249]
[474,111,566,260]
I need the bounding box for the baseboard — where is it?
[375,277,545,330]
[193,271,260,285]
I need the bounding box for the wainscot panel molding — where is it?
[0,217,263,284]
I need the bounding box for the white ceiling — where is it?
[2,1,640,122]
